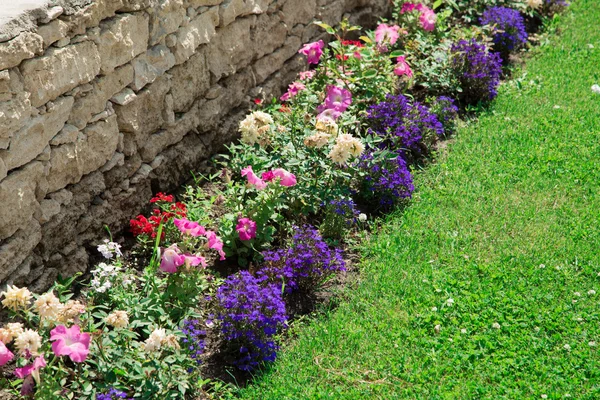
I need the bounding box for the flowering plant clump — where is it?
[451,39,503,104]
[367,94,444,153]
[214,271,288,371]
[320,198,361,239]
[129,193,187,240]
[180,319,207,366]
[480,7,528,61]
[258,225,346,293]
[429,96,459,135]
[96,388,133,400]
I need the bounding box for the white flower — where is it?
[14,329,42,356]
[589,341,597,347]
[539,264,546,269]
[358,213,367,222]
[460,328,467,334]
[106,310,129,329]
[563,344,571,351]
[144,328,167,352]
[527,0,542,8]
[446,298,454,307]
[97,240,123,259]
[591,84,600,94]
[1,286,32,311]
[58,300,86,323]
[6,323,24,338]
[431,307,438,312]
[328,134,364,165]
[34,291,63,321]
[492,322,501,330]
[541,395,548,399]
[304,132,331,148]
[588,290,596,295]
[574,292,581,297]
[434,324,441,333]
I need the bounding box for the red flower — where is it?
[254,98,263,105]
[150,193,174,203]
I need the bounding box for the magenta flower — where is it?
[160,244,186,273]
[262,170,275,182]
[49,325,91,363]
[0,341,14,366]
[14,355,45,380]
[205,231,226,260]
[419,8,436,31]
[280,81,306,101]
[183,254,207,268]
[400,2,418,13]
[298,40,325,64]
[272,168,297,187]
[299,70,316,80]
[324,85,352,112]
[394,56,413,77]
[174,218,206,237]
[236,218,257,241]
[375,24,401,45]
[241,166,267,190]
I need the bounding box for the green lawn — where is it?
[237,1,600,398]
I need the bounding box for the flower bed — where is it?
[0,0,568,398]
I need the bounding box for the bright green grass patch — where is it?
[237,1,600,398]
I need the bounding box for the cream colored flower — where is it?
[6,322,24,338]
[527,0,542,9]
[315,118,338,135]
[328,145,351,165]
[0,328,12,344]
[106,310,129,329]
[164,334,180,350]
[58,300,86,324]
[238,112,273,145]
[1,285,32,311]
[328,134,364,165]
[143,328,167,352]
[34,291,63,322]
[304,132,331,148]
[14,329,42,356]
[252,111,273,126]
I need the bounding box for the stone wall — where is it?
[0,0,390,291]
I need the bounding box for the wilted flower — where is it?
[34,291,63,322]
[298,40,325,64]
[1,285,32,311]
[315,116,339,135]
[164,334,180,350]
[14,355,45,383]
[106,310,129,329]
[50,325,91,363]
[14,329,42,356]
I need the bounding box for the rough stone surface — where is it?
[0,0,391,290]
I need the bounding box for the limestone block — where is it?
[220,0,270,27]
[97,13,149,74]
[0,94,34,143]
[61,0,125,37]
[0,32,44,71]
[114,75,171,148]
[0,220,42,282]
[20,41,101,108]
[131,45,175,91]
[207,16,255,79]
[0,161,44,240]
[253,35,301,83]
[252,12,287,59]
[0,158,6,182]
[148,0,186,45]
[282,0,317,27]
[186,0,223,6]
[140,106,200,161]
[46,114,120,193]
[110,88,137,106]
[37,198,61,224]
[37,19,70,48]
[169,46,209,112]
[69,64,134,129]
[103,153,142,187]
[0,96,74,172]
[172,7,218,65]
[39,6,65,24]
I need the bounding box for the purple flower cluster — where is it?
[258,225,346,292]
[96,388,131,400]
[480,7,527,59]
[367,94,443,152]
[359,150,414,209]
[181,319,206,366]
[215,271,287,371]
[429,96,459,134]
[451,39,502,104]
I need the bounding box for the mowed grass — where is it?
[237,1,600,398]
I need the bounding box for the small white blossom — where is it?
[539,264,546,269]
[358,213,367,222]
[97,240,123,259]
[574,292,581,297]
[563,344,571,351]
[588,289,596,295]
[446,298,454,307]
[492,322,501,330]
[434,324,441,334]
[589,341,597,347]
[432,307,438,312]
[541,395,548,399]
[592,84,600,94]
[461,328,467,334]
[534,327,540,332]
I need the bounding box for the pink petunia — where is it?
[236,218,257,241]
[183,254,207,268]
[394,56,413,77]
[272,168,297,187]
[298,40,325,64]
[280,81,306,102]
[374,24,401,45]
[400,2,418,13]
[0,342,14,366]
[205,231,226,261]
[324,85,352,113]
[174,218,206,237]
[262,170,276,182]
[14,355,45,380]
[241,166,267,190]
[299,70,316,81]
[160,244,186,273]
[419,7,436,31]
[317,108,342,121]
[49,325,91,363]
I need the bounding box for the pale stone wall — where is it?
[0,0,390,290]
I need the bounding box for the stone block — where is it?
[0,32,44,71]
[37,19,70,48]
[0,220,42,282]
[169,46,210,112]
[131,45,175,91]
[148,0,186,45]
[0,96,74,172]
[20,41,101,108]
[97,13,149,74]
[282,0,317,27]
[172,7,218,65]
[220,0,270,27]
[253,35,301,83]
[207,16,255,79]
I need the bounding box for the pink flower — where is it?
[49,325,91,363]
[317,108,342,121]
[174,218,206,237]
[236,218,257,241]
[400,2,418,13]
[14,355,45,380]
[419,7,436,31]
[280,81,306,102]
[205,231,226,260]
[183,254,207,268]
[241,166,267,190]
[262,170,275,182]
[298,40,325,64]
[324,85,352,112]
[299,70,316,81]
[394,56,413,77]
[375,24,400,45]
[272,168,297,187]
[160,244,186,273]
[0,342,14,366]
